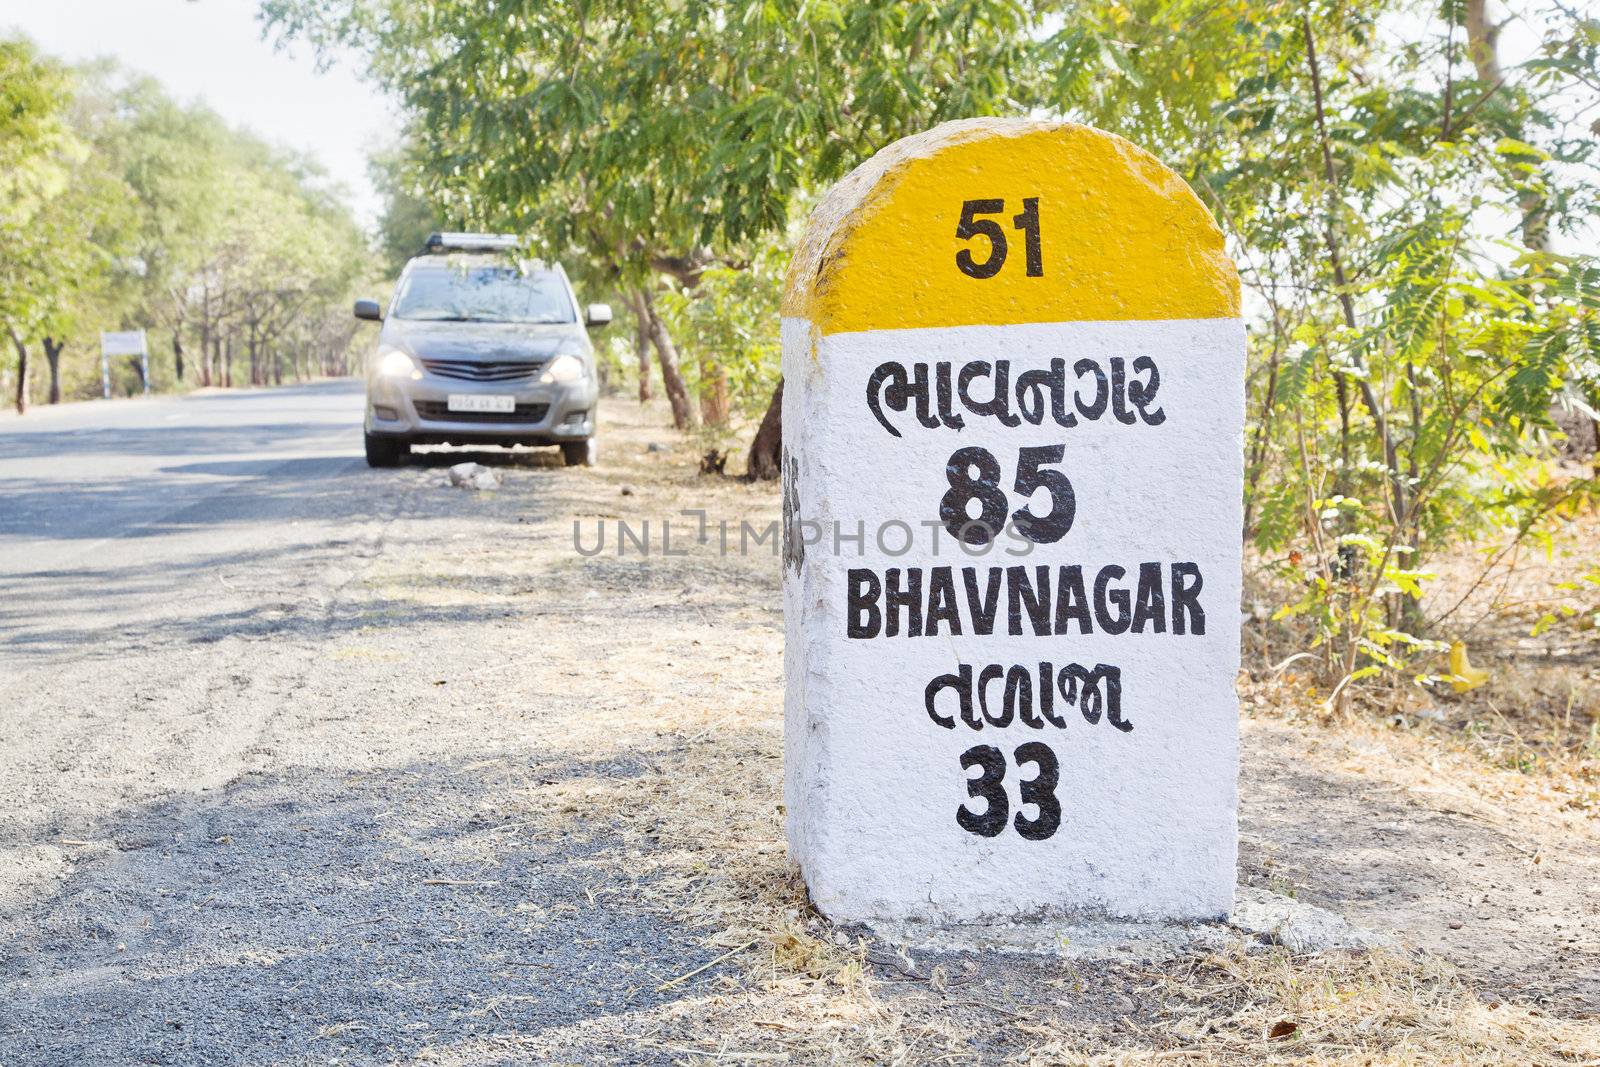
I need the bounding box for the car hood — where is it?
[384,319,580,361]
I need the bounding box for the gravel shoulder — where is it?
[1,387,1596,1065]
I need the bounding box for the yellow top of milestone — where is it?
[781,119,1240,335]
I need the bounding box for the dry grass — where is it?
[1022,949,1600,1065]
[455,398,1600,1063]
[513,725,1600,1064]
[1241,505,1600,821]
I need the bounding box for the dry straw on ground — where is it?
[423,400,1600,1062]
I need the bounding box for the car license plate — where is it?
[447,394,516,413]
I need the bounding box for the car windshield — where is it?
[392,264,574,324]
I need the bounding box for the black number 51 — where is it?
[955,197,1043,280]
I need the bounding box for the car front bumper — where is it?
[365,374,598,445]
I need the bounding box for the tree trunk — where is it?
[224,337,233,388]
[1465,0,1549,252]
[1463,0,1501,82]
[746,378,783,481]
[629,290,653,402]
[699,359,730,426]
[10,331,29,415]
[639,288,697,430]
[199,322,212,387]
[1593,389,1600,480]
[43,337,63,404]
[1467,0,1581,454]
[173,331,184,383]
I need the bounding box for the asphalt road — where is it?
[0,382,362,573]
[0,383,730,1066]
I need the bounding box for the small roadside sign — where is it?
[100,331,148,357]
[100,330,151,398]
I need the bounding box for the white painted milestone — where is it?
[780,118,1246,925]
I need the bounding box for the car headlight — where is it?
[541,353,587,384]
[377,348,421,380]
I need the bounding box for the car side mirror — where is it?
[584,303,613,328]
[354,299,383,322]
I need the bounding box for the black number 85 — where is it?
[957,742,1062,841]
[941,444,1076,546]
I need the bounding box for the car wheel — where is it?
[561,440,595,467]
[365,432,409,468]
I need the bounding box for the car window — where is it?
[391,264,575,324]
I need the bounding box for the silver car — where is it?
[353,233,611,468]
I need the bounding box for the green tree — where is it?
[4,43,375,406]
[265,0,1600,704]
[93,70,232,387]
[0,37,83,412]
[1044,0,1599,701]
[264,0,1050,450]
[657,243,784,443]
[369,142,443,277]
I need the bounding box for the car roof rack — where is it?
[422,232,522,254]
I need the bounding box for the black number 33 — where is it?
[957,742,1062,840]
[955,197,1043,280]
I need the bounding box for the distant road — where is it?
[0,381,365,581]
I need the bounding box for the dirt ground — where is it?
[2,388,1597,1065]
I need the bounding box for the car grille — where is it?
[414,401,550,424]
[419,358,544,382]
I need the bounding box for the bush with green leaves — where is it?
[1062,0,1600,702]
[657,245,784,435]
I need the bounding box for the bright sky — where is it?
[2,0,392,230]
